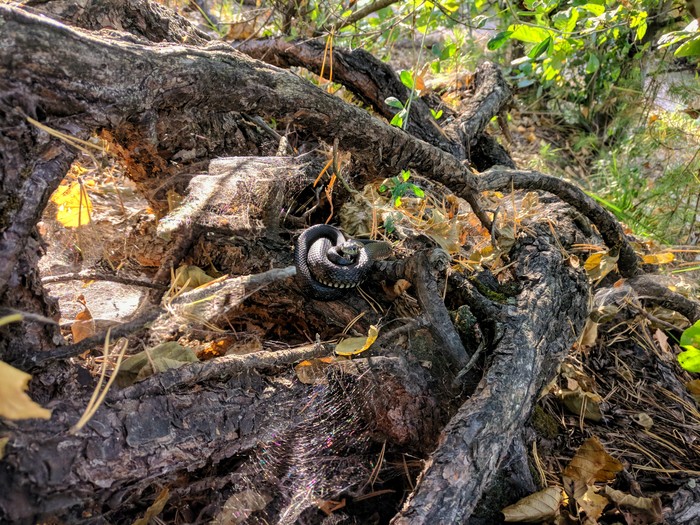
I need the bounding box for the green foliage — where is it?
[588,111,700,243]
[487,0,653,121]
[678,320,700,373]
[379,169,425,207]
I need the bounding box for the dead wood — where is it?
[394,221,589,524]
[0,348,439,523]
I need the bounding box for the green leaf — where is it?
[579,3,605,16]
[390,111,404,128]
[508,24,553,44]
[487,31,513,50]
[528,36,552,59]
[585,53,600,74]
[678,346,700,373]
[399,70,414,90]
[430,108,443,120]
[675,36,700,57]
[411,185,425,198]
[385,96,404,109]
[394,195,402,207]
[681,320,700,348]
[379,184,387,193]
[401,169,411,182]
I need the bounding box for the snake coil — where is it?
[294,224,390,301]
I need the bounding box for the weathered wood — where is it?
[0,351,439,523]
[394,221,589,523]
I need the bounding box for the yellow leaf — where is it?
[0,361,52,420]
[641,252,675,265]
[172,265,216,291]
[50,181,93,228]
[335,325,379,356]
[502,486,562,522]
[583,251,618,282]
[133,488,170,525]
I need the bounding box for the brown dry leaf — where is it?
[641,252,675,265]
[0,361,52,420]
[133,488,170,525]
[563,437,622,499]
[71,301,95,343]
[653,329,670,353]
[686,379,700,404]
[560,390,603,422]
[603,486,659,511]
[502,486,562,522]
[578,319,598,350]
[0,436,9,459]
[577,486,609,524]
[584,251,619,282]
[295,357,336,385]
[213,489,271,525]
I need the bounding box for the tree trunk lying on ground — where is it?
[0,1,698,524]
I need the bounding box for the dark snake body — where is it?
[294,224,390,300]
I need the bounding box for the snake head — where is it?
[338,240,362,258]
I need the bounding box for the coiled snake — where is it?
[294,224,392,300]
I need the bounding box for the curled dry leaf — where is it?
[563,437,622,500]
[560,390,603,422]
[686,379,700,404]
[632,412,654,429]
[502,486,562,523]
[603,486,658,510]
[0,361,52,421]
[641,252,675,265]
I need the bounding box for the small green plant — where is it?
[385,70,421,129]
[678,320,700,373]
[379,169,425,207]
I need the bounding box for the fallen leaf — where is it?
[71,303,95,343]
[335,326,379,356]
[133,488,170,525]
[172,264,216,291]
[686,379,700,404]
[577,486,609,523]
[578,319,598,350]
[502,486,562,522]
[603,486,660,511]
[583,251,619,282]
[116,342,198,387]
[641,252,674,265]
[563,437,622,499]
[50,181,93,228]
[295,357,336,384]
[560,390,603,422]
[0,361,52,420]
